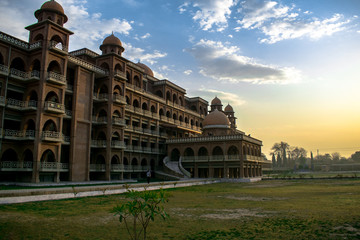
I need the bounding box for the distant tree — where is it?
[276,153,282,167]
[351,151,360,162]
[331,152,341,162]
[272,153,276,167]
[310,152,314,170]
[271,142,289,165]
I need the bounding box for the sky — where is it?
[1,0,360,159]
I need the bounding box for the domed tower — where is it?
[210,96,223,112]
[202,109,231,136]
[224,104,237,129]
[34,0,68,26]
[100,33,125,56]
[136,62,154,77]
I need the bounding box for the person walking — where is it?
[146,170,151,184]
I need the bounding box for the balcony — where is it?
[40,162,69,172]
[62,135,70,144]
[0,64,9,76]
[93,93,108,102]
[0,96,5,107]
[90,164,106,172]
[29,40,42,50]
[9,69,40,82]
[49,41,68,55]
[92,116,107,125]
[91,139,107,148]
[114,70,126,81]
[125,105,134,112]
[44,101,65,114]
[64,109,72,119]
[243,155,264,162]
[6,99,37,111]
[111,164,124,172]
[112,117,126,126]
[3,129,35,140]
[47,71,66,85]
[42,131,63,142]
[0,161,33,171]
[113,94,126,104]
[111,140,126,149]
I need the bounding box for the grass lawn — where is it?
[0,179,360,239]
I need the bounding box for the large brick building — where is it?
[0,0,265,183]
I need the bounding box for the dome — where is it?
[224,104,234,113]
[35,0,68,23]
[102,33,122,47]
[136,62,154,77]
[202,109,230,128]
[211,96,222,105]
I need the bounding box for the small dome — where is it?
[136,62,154,77]
[224,104,234,113]
[211,96,222,105]
[41,0,65,14]
[102,33,123,47]
[202,109,230,128]
[35,0,68,23]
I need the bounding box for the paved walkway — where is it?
[0,179,221,205]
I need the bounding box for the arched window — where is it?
[228,146,239,159]
[170,148,180,161]
[123,157,129,165]
[212,146,223,156]
[179,116,183,122]
[100,62,110,71]
[45,91,59,102]
[131,158,138,166]
[24,119,35,131]
[155,90,163,98]
[166,91,171,101]
[23,149,33,162]
[150,105,156,113]
[34,34,44,42]
[41,149,55,162]
[133,99,139,108]
[179,96,183,106]
[173,94,177,104]
[134,76,140,88]
[47,60,61,74]
[126,71,131,83]
[111,155,120,165]
[112,131,121,141]
[42,120,57,132]
[141,158,147,166]
[173,113,177,120]
[198,147,208,156]
[97,131,106,140]
[30,59,41,72]
[166,111,171,118]
[113,85,123,96]
[184,148,194,157]
[10,57,25,71]
[1,149,18,162]
[159,108,164,116]
[114,63,123,72]
[142,102,148,110]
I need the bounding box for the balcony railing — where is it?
[182,155,242,162]
[93,93,108,101]
[8,69,40,81]
[47,71,66,85]
[64,109,72,118]
[6,99,37,111]
[42,131,63,142]
[90,164,106,172]
[40,162,69,171]
[243,155,264,162]
[91,140,107,148]
[111,164,124,171]
[0,64,9,76]
[44,101,65,114]
[62,135,70,144]
[113,94,126,104]
[111,140,126,149]
[92,116,107,124]
[3,129,35,140]
[29,40,42,50]
[114,70,126,80]
[112,117,126,126]
[0,161,33,171]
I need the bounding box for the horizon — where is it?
[1,0,359,159]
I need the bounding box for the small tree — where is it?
[112,188,170,240]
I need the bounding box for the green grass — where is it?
[1,179,360,239]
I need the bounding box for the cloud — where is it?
[236,0,291,30]
[191,87,246,107]
[184,70,193,75]
[180,0,236,31]
[57,0,132,51]
[235,0,352,44]
[140,33,151,39]
[260,14,351,44]
[185,39,301,84]
[0,0,133,51]
[123,42,167,65]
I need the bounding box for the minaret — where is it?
[210,96,222,112]
[224,103,237,129]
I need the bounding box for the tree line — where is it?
[270,141,360,170]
